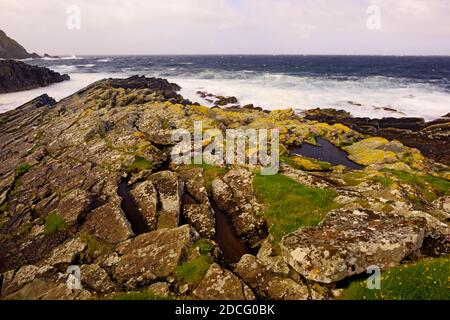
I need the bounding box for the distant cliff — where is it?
[0,30,40,59]
[0,60,70,93]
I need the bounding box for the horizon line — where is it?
[47,53,450,58]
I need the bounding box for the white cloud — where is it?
[0,0,448,54]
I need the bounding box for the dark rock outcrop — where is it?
[303,108,450,165]
[0,60,70,93]
[0,30,40,59]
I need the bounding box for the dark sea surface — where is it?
[1,55,450,119]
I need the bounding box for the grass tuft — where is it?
[254,174,340,243]
[371,176,394,188]
[125,156,153,173]
[175,255,212,286]
[174,238,214,286]
[15,163,31,176]
[341,256,450,300]
[187,161,227,195]
[44,212,66,235]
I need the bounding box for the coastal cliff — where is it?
[0,30,40,60]
[0,76,448,300]
[0,60,70,93]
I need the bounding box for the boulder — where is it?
[343,137,398,166]
[215,96,238,106]
[399,210,449,257]
[235,254,309,300]
[3,278,91,300]
[114,225,195,288]
[193,263,255,300]
[280,209,426,283]
[182,204,215,239]
[129,181,158,231]
[178,167,209,204]
[45,238,87,268]
[80,202,133,244]
[80,264,118,293]
[211,169,267,247]
[147,282,171,297]
[150,171,183,229]
[1,264,53,297]
[57,189,93,227]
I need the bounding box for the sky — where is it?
[0,0,449,55]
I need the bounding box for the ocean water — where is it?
[1,55,450,120]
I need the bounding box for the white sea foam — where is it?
[1,68,449,120]
[171,73,450,121]
[41,55,84,61]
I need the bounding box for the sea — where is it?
[1,55,450,121]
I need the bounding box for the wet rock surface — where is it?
[0,60,70,93]
[303,108,450,165]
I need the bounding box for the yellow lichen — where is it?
[343,137,398,165]
[290,156,331,171]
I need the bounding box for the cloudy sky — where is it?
[1,0,449,55]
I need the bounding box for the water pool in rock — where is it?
[292,137,364,170]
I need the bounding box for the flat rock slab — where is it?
[193,263,255,300]
[114,225,195,289]
[149,171,183,229]
[80,202,133,244]
[129,181,158,231]
[280,209,426,283]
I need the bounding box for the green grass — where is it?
[371,176,394,188]
[383,170,449,204]
[342,256,450,300]
[385,170,450,194]
[254,174,340,243]
[422,175,450,194]
[187,161,227,195]
[175,255,212,286]
[0,202,8,213]
[80,232,111,257]
[342,171,367,186]
[44,212,66,235]
[194,238,214,255]
[15,163,31,176]
[125,156,153,173]
[111,291,174,300]
[174,238,214,286]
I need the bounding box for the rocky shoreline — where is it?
[0,76,448,300]
[303,108,450,166]
[0,60,70,94]
[0,30,40,60]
